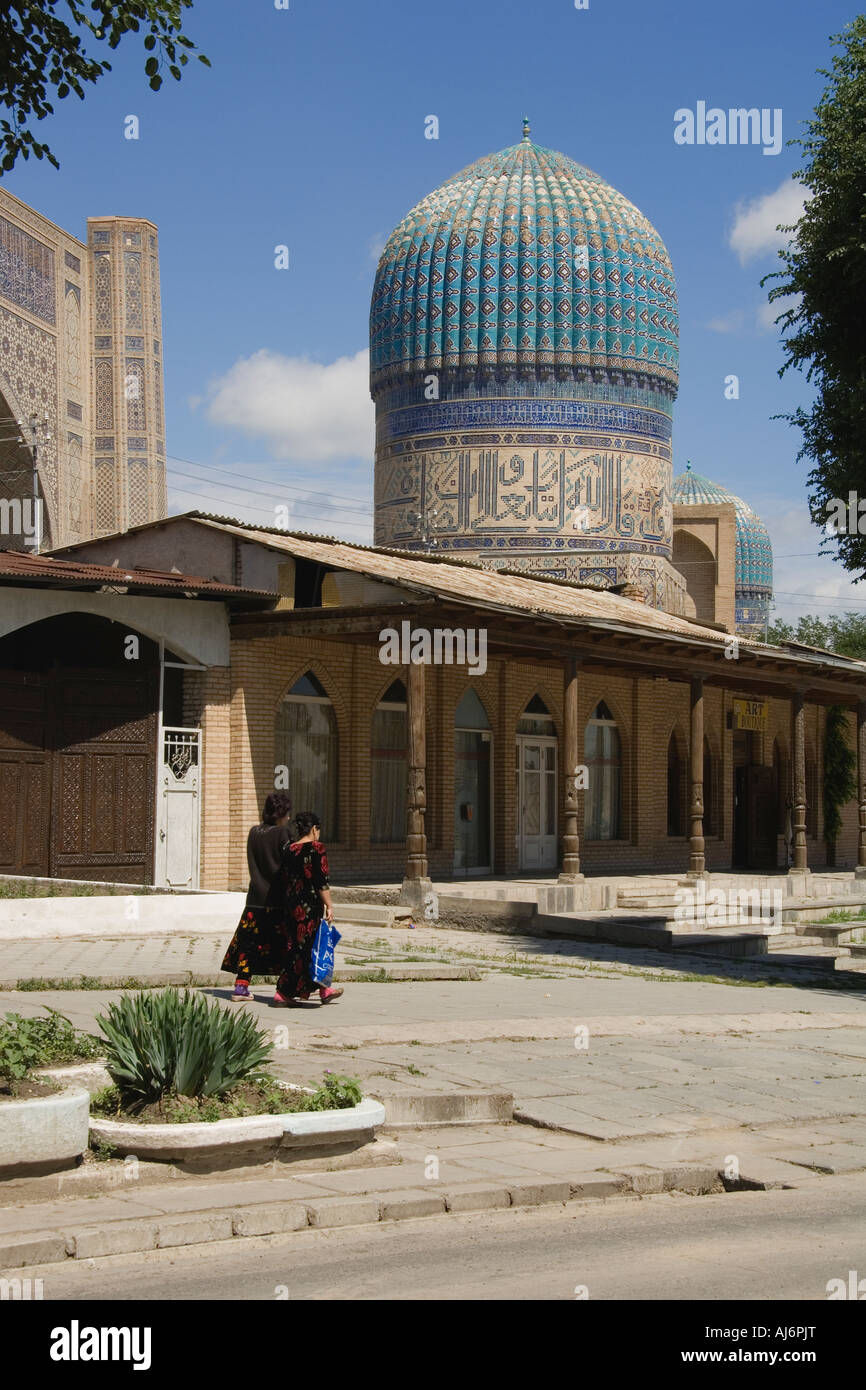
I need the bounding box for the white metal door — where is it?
[517,736,557,870]
[155,727,201,889]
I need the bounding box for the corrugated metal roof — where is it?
[45,512,866,674]
[0,548,276,600]
[192,515,752,647]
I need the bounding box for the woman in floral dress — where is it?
[272,811,343,1007]
[222,792,294,1001]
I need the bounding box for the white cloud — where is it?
[729,179,807,264]
[762,500,866,624]
[756,292,799,334]
[367,232,387,265]
[707,309,746,334]
[205,348,374,463]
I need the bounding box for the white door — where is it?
[155,727,201,889]
[517,736,557,870]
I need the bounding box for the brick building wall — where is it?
[193,631,860,888]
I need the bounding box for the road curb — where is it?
[0,1164,723,1270]
[0,964,481,990]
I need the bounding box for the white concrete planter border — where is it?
[0,1084,90,1175]
[35,1062,111,1095]
[88,1085,385,1162]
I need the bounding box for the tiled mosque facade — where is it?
[371,124,772,627]
[0,188,167,550]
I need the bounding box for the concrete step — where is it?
[617,894,682,910]
[793,923,865,944]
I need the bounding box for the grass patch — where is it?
[0,879,149,899]
[91,1072,362,1124]
[18,976,105,991]
[815,908,866,924]
[405,1063,425,1076]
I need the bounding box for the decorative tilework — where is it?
[94,457,116,532]
[95,359,113,429]
[64,250,81,274]
[376,438,672,554]
[66,431,82,535]
[371,137,678,394]
[128,457,149,526]
[95,437,114,451]
[150,257,160,336]
[66,400,82,421]
[672,467,773,615]
[94,335,111,350]
[123,252,143,329]
[384,397,673,443]
[0,216,55,324]
[128,436,147,451]
[0,302,58,533]
[125,335,144,350]
[94,252,112,330]
[65,285,81,388]
[124,358,146,430]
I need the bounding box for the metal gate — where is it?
[154,727,201,890]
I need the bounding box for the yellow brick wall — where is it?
[189,631,860,887]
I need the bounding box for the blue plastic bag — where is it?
[309,918,342,987]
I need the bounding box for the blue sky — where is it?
[2,0,862,621]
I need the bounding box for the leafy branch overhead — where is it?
[0,1,210,171]
[763,16,866,579]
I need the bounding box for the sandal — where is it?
[319,986,343,1003]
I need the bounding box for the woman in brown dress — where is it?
[272,811,343,1007]
[222,791,293,1001]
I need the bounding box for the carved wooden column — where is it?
[559,657,583,882]
[857,700,866,878]
[400,657,433,906]
[791,689,808,873]
[688,676,706,876]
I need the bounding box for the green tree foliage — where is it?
[766,611,866,660]
[767,613,862,859]
[764,17,866,576]
[0,1,210,171]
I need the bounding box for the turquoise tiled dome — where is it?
[672,467,773,633]
[370,124,679,394]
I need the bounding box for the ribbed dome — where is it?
[672,468,773,599]
[370,129,679,395]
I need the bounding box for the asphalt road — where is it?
[26,1173,866,1302]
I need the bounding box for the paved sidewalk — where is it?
[5,916,866,989]
[6,1108,866,1271]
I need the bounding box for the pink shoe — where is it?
[319,986,343,1003]
[272,991,307,1007]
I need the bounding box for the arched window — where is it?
[371,680,407,844]
[584,701,621,840]
[703,737,717,837]
[517,694,555,737]
[667,731,686,837]
[275,671,338,836]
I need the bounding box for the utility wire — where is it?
[166,451,373,512]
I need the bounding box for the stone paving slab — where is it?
[4,914,866,992]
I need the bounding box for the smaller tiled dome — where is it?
[672,465,773,636]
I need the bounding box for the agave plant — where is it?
[96,990,272,1109]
